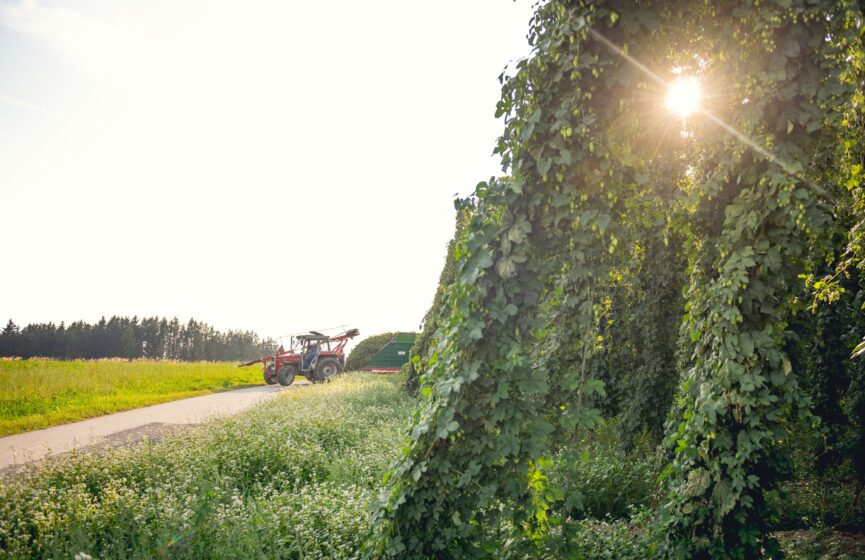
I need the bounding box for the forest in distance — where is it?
[0,316,273,362]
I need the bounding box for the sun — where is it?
[664,76,702,118]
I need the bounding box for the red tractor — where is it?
[239,328,359,386]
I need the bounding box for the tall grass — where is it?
[0,374,413,559]
[0,360,262,436]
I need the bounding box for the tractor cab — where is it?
[292,332,330,372]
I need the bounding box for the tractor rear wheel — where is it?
[277,364,297,387]
[263,364,276,385]
[314,358,340,383]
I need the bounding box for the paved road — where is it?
[0,382,307,470]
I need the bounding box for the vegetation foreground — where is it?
[0,375,413,559]
[365,1,865,558]
[0,374,858,559]
[0,360,263,436]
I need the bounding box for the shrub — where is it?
[547,423,658,522]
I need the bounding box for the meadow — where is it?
[1,373,855,559]
[0,374,413,559]
[0,359,264,436]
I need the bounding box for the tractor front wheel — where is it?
[314,358,340,383]
[277,364,297,387]
[263,364,277,385]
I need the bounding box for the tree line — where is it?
[0,316,274,362]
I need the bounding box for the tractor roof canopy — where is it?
[295,328,358,342]
[295,334,329,342]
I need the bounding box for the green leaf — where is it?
[518,372,548,395]
[853,338,865,359]
[559,148,572,165]
[496,257,517,279]
[595,213,611,233]
[537,157,552,177]
[583,379,606,398]
[477,252,493,269]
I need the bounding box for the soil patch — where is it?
[776,529,865,559]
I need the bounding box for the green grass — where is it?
[0,359,265,436]
[0,373,413,559]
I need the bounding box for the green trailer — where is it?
[362,332,416,372]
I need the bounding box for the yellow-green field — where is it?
[0,359,263,436]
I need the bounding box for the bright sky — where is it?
[0,0,534,345]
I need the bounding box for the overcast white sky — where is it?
[0,0,534,346]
